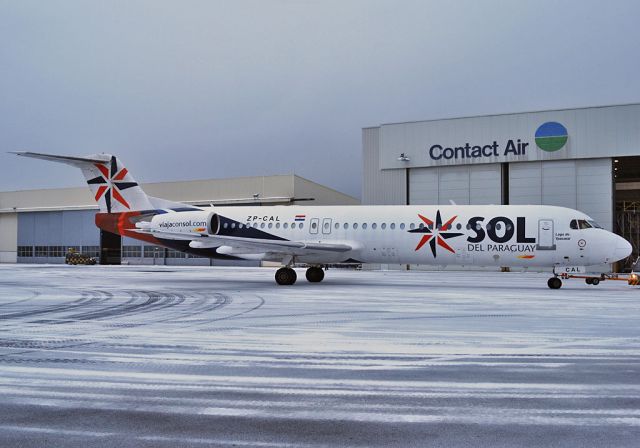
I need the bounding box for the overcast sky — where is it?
[1,0,639,199]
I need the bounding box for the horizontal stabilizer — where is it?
[11,151,110,167]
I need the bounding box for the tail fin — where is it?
[12,152,154,213]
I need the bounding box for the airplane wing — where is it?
[132,228,352,256]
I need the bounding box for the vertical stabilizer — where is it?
[12,152,154,213]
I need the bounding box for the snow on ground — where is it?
[1,264,639,447]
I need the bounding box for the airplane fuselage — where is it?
[97,204,628,268]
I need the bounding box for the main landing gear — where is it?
[305,266,325,283]
[275,267,297,285]
[274,266,326,285]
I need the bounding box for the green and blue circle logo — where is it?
[535,121,568,152]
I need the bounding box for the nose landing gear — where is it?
[547,277,562,289]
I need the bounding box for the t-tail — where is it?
[11,152,154,213]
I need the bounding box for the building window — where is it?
[17,246,33,257]
[35,246,47,257]
[48,246,66,257]
[122,246,142,258]
[166,249,187,258]
[83,246,100,258]
[144,246,163,258]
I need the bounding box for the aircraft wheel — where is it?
[585,278,593,285]
[547,277,562,289]
[275,267,297,285]
[591,278,600,286]
[306,266,325,283]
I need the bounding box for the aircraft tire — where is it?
[305,267,325,283]
[547,277,562,289]
[275,267,297,285]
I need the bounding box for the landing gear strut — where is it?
[275,267,297,285]
[547,277,562,289]
[305,266,325,283]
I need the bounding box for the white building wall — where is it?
[0,213,17,263]
[362,127,406,205]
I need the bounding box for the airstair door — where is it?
[537,219,556,250]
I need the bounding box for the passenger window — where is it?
[312,222,317,230]
[381,223,386,230]
[260,223,265,229]
[372,223,377,229]
[344,223,348,229]
[390,223,396,229]
[283,223,288,229]
[276,223,280,229]
[456,223,462,230]
[299,223,304,229]
[409,223,415,230]
[353,223,358,229]
[334,223,339,229]
[400,223,405,230]
[362,223,368,229]
[223,223,228,229]
[268,223,273,229]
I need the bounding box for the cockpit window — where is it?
[571,219,596,229]
[587,219,602,229]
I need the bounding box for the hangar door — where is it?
[509,159,612,231]
[409,164,502,205]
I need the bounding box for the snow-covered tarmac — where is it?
[1,264,639,447]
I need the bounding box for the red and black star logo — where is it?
[409,210,464,257]
[87,156,138,213]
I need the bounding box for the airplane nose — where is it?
[612,235,633,262]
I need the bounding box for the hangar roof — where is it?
[0,174,359,213]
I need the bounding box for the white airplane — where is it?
[13,152,632,288]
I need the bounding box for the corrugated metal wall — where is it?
[409,164,502,205]
[362,127,406,205]
[509,158,613,230]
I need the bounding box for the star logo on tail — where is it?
[87,156,138,213]
[409,210,465,257]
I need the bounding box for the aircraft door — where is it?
[309,218,319,235]
[322,218,332,235]
[537,219,556,250]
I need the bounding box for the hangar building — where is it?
[0,174,358,265]
[363,103,640,269]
